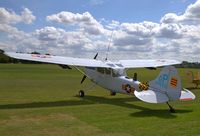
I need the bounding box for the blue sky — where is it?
[0,0,195,30]
[0,0,200,61]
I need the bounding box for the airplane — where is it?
[186,71,200,88]
[0,49,196,112]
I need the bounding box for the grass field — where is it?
[0,64,199,136]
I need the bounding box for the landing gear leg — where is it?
[166,102,175,113]
[79,90,85,97]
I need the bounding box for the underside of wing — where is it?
[5,52,109,68]
[118,59,181,68]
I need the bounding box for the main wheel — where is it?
[110,91,116,96]
[79,90,85,97]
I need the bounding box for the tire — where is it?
[79,90,85,97]
[110,91,116,96]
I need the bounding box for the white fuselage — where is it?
[84,67,146,95]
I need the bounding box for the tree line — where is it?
[176,61,200,68]
[0,51,42,64]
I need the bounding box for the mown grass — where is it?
[0,64,199,136]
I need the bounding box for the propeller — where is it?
[80,53,98,84]
[93,53,98,59]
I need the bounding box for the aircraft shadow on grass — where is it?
[80,96,193,119]
[0,95,192,119]
[0,99,94,109]
[186,87,199,90]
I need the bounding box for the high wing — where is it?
[118,59,181,68]
[4,52,108,68]
[4,51,181,68]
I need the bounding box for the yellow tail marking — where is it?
[170,77,177,88]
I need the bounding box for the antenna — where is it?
[105,30,114,61]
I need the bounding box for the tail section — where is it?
[149,66,181,101]
[135,66,195,103]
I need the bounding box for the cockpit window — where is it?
[96,68,126,77]
[112,69,118,77]
[112,69,126,77]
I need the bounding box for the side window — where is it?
[112,69,118,77]
[86,67,95,70]
[97,67,105,74]
[105,68,111,75]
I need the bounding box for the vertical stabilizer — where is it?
[149,66,181,101]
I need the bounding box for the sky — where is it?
[0,0,200,61]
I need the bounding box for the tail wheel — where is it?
[110,91,116,96]
[79,90,85,97]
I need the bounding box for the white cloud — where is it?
[35,26,65,41]
[0,7,37,52]
[0,7,35,25]
[120,21,158,37]
[105,20,120,30]
[21,8,36,24]
[32,26,108,57]
[161,0,200,24]
[184,0,200,19]
[1,1,200,61]
[160,13,180,24]
[114,33,153,47]
[156,24,184,39]
[0,7,38,53]
[46,11,91,24]
[46,11,104,35]
[0,8,21,24]
[0,24,18,33]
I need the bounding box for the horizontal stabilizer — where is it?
[134,90,169,103]
[180,88,196,101]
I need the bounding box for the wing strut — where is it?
[80,53,98,84]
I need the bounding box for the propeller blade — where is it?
[93,53,98,59]
[81,75,87,84]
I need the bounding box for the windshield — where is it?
[112,68,126,77]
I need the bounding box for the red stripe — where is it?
[171,80,177,83]
[180,98,193,101]
[171,82,177,85]
[171,81,177,84]
[171,79,177,82]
